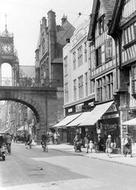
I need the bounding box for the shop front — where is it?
[66,101,121,152]
[52,113,81,143]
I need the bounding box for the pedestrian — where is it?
[0,135,4,148]
[54,132,59,144]
[84,134,91,153]
[41,133,48,151]
[5,133,12,154]
[123,133,132,157]
[73,133,82,152]
[98,135,105,152]
[89,140,94,153]
[25,134,32,149]
[106,135,112,158]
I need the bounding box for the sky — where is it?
[0,0,93,67]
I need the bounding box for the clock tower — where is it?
[0,23,19,86]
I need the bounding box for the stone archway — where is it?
[0,86,61,142]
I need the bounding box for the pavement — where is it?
[35,143,136,167]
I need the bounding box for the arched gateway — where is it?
[0,86,61,142]
[0,24,63,142]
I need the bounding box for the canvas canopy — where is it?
[122,118,136,126]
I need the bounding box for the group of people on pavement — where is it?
[73,131,133,158]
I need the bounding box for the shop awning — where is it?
[122,118,136,126]
[53,113,81,128]
[67,101,114,127]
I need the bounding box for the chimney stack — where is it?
[48,10,57,60]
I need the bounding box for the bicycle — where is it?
[41,141,48,152]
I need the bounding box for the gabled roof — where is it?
[108,0,125,37]
[87,0,99,41]
[88,0,116,41]
[57,20,75,46]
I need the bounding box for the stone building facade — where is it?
[35,10,75,131]
[57,0,121,149]
[35,10,75,88]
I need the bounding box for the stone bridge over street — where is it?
[0,86,63,141]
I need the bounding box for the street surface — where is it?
[0,143,136,190]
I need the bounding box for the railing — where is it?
[0,77,62,88]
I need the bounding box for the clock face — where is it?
[3,44,12,53]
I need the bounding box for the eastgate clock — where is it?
[2,43,12,53]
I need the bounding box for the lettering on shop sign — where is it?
[103,124,117,131]
[102,113,119,119]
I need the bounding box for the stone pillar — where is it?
[119,92,129,153]
[36,95,48,143]
[0,64,2,85]
[119,107,128,153]
[12,66,15,86]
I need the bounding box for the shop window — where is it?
[97,79,102,101]
[98,15,105,35]
[96,73,113,102]
[78,75,84,99]
[123,24,136,47]
[90,79,95,94]
[96,47,102,67]
[85,72,88,96]
[105,38,112,61]
[73,79,77,101]
[106,73,113,100]
[132,66,136,94]
[78,45,83,67]
[64,56,68,76]
[64,82,69,103]
[84,42,87,62]
[73,51,76,70]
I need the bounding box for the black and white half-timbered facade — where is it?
[109,0,136,150]
[87,0,121,150]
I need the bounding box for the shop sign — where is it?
[102,113,119,119]
[88,101,94,107]
[103,124,118,131]
[67,108,73,113]
[75,103,83,112]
